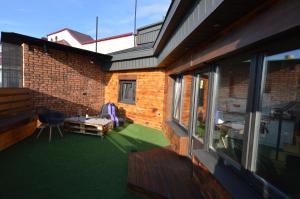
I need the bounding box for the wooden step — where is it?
[127,148,231,199]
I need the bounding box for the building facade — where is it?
[1,0,300,198]
[47,28,134,54]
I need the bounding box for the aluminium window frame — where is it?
[188,67,213,155]
[118,80,136,104]
[171,31,299,198]
[171,75,187,129]
[204,54,290,198]
[243,51,292,199]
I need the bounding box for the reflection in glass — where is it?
[192,73,210,150]
[173,77,183,120]
[212,58,250,163]
[256,49,300,198]
[196,74,209,140]
[181,75,193,129]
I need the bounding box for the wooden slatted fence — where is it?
[0,88,37,151]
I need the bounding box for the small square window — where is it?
[119,80,136,104]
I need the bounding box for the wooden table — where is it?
[64,116,113,137]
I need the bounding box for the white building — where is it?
[81,33,134,54]
[47,28,134,54]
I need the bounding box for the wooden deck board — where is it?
[127,148,204,199]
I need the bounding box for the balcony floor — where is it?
[0,123,169,199]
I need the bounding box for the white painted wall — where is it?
[47,30,82,48]
[47,30,134,54]
[82,35,134,54]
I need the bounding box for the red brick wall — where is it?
[105,69,165,130]
[23,44,105,116]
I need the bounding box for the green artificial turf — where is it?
[0,123,169,199]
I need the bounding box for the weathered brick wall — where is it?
[23,44,105,116]
[105,69,166,130]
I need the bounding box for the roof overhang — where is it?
[155,0,267,67]
[110,0,268,71]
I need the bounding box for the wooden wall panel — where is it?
[0,120,37,151]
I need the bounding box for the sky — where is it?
[0,0,171,39]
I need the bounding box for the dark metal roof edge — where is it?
[109,44,153,55]
[1,32,112,60]
[111,49,154,62]
[152,0,181,54]
[137,21,164,31]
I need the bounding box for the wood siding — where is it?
[105,69,165,130]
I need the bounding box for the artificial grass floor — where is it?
[0,123,169,199]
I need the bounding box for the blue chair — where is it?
[37,109,65,142]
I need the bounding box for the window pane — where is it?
[195,73,209,141]
[123,83,132,100]
[191,73,210,151]
[180,75,193,129]
[213,58,250,164]
[1,43,22,88]
[119,80,136,103]
[255,49,300,198]
[173,77,182,120]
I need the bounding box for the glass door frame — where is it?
[188,66,214,156]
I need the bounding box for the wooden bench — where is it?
[0,88,37,151]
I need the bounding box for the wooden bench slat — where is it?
[0,95,31,104]
[0,88,30,96]
[0,100,32,112]
[0,106,33,118]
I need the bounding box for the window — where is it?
[119,80,136,104]
[212,57,251,164]
[173,77,183,121]
[189,72,211,152]
[172,75,193,130]
[195,73,210,141]
[0,43,23,88]
[180,74,193,129]
[254,49,300,198]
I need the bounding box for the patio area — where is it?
[0,123,169,199]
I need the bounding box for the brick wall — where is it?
[105,69,166,130]
[23,44,105,116]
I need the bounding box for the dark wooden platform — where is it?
[128,148,204,199]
